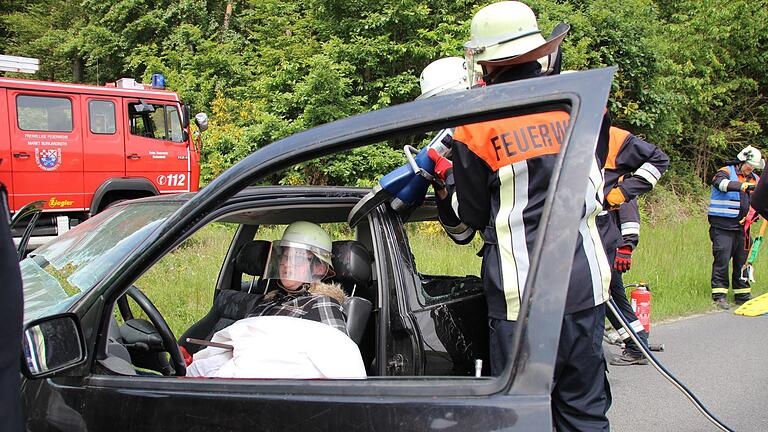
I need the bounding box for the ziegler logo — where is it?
[48,197,74,208]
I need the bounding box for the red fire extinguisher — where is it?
[629,283,652,333]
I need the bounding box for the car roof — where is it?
[126,186,373,206]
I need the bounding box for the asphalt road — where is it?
[606,309,768,431]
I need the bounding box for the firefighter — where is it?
[708,146,763,309]
[751,167,768,218]
[605,197,650,366]
[427,2,668,430]
[599,126,668,365]
[414,57,475,236]
[0,182,23,432]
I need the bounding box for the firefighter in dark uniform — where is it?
[708,145,763,309]
[751,166,768,219]
[604,197,650,365]
[0,181,23,432]
[599,126,668,365]
[427,3,668,430]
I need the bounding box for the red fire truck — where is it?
[0,76,206,244]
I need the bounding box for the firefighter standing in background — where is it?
[598,126,668,365]
[427,2,668,430]
[605,197,650,365]
[708,146,763,309]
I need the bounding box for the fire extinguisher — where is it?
[627,283,652,333]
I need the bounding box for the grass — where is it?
[134,215,768,337]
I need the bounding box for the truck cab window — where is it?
[166,105,183,142]
[129,103,184,142]
[17,95,73,132]
[88,100,116,134]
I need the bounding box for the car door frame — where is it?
[30,68,615,431]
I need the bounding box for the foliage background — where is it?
[2,0,767,193]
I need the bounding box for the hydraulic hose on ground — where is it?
[606,298,735,432]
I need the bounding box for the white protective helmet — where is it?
[737,145,765,170]
[464,1,569,84]
[417,57,470,100]
[264,221,335,287]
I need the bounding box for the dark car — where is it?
[18,68,614,431]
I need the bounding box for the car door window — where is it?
[129,223,237,337]
[404,219,483,307]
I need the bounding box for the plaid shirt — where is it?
[248,288,348,335]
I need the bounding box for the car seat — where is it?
[179,240,271,354]
[330,241,374,345]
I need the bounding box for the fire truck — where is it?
[0,75,207,245]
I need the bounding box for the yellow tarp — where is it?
[734,292,768,316]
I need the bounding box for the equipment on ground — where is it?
[348,130,452,227]
[628,283,652,333]
[734,292,768,316]
[740,219,767,283]
[607,299,735,432]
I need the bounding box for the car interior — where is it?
[102,201,384,377]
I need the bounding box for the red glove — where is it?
[180,346,193,366]
[427,148,453,183]
[614,246,632,273]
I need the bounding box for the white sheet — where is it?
[186,316,367,379]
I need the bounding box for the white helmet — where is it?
[464,1,569,84]
[737,145,765,170]
[264,221,335,289]
[417,57,469,100]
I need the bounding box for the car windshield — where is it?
[20,201,182,322]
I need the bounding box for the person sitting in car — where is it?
[247,221,347,334]
[186,222,365,379]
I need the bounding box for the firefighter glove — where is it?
[741,182,756,192]
[606,187,626,207]
[614,246,633,273]
[428,148,453,184]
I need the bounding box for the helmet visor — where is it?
[263,240,334,287]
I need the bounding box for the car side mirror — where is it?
[21,313,86,379]
[194,112,209,132]
[181,104,190,129]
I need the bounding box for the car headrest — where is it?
[331,241,372,296]
[235,240,271,277]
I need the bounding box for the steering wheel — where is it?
[124,286,186,376]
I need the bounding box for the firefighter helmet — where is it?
[464,1,569,83]
[417,57,469,100]
[737,145,765,170]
